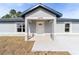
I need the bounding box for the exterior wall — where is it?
[0,22,25,36]
[0,23,17,33]
[45,21,53,33]
[55,22,79,33]
[29,21,36,33]
[55,22,65,33]
[72,22,79,33]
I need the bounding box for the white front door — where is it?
[36,21,44,34]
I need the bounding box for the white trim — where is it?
[26,17,55,20]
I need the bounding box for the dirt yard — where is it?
[0,36,34,55]
[0,36,70,55]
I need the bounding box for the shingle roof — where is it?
[57,18,79,22]
[0,18,24,22]
[0,18,79,22]
[21,3,62,17]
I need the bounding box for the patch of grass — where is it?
[27,51,71,55]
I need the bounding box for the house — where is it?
[0,3,79,54]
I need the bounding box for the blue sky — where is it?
[0,3,79,18]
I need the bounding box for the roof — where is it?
[0,18,79,23]
[0,18,24,22]
[57,18,79,22]
[21,3,62,17]
[0,17,79,22]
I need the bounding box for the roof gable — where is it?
[21,3,62,17]
[25,7,56,17]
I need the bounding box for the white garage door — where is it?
[0,23,16,32]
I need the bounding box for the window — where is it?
[17,23,25,32]
[23,24,25,32]
[17,25,22,32]
[65,23,70,32]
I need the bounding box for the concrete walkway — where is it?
[32,35,65,51]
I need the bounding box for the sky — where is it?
[0,3,79,19]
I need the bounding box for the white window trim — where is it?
[17,23,25,32]
[64,22,72,33]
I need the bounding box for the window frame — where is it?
[17,23,25,32]
[64,22,72,33]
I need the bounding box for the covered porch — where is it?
[26,18,54,40]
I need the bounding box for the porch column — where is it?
[53,17,56,40]
[25,18,29,40]
[27,20,29,40]
[52,19,54,40]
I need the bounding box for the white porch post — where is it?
[51,19,54,40]
[53,17,56,40]
[25,18,28,40]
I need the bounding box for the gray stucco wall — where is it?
[29,21,36,33]
[55,22,79,33]
[72,22,79,33]
[0,23,17,33]
[0,22,25,33]
[45,21,53,33]
[55,22,65,33]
